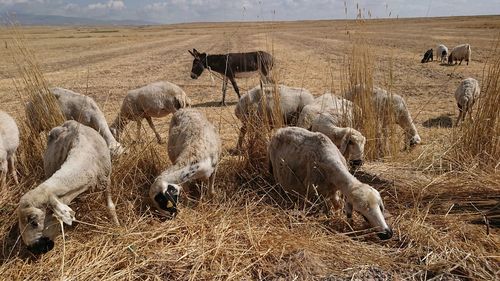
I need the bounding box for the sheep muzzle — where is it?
[27,236,54,254]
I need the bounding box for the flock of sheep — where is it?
[0,44,480,254]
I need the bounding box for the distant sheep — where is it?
[0,111,19,185]
[448,44,471,65]
[436,44,448,63]
[344,85,421,147]
[110,81,191,144]
[18,120,119,254]
[421,48,433,63]
[268,127,393,240]
[234,84,314,150]
[26,87,123,157]
[455,78,480,125]
[149,108,220,217]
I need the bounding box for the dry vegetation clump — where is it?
[447,44,500,171]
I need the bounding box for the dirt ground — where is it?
[0,16,498,280]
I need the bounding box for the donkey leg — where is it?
[229,76,240,99]
[220,76,228,106]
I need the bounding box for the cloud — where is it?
[0,0,43,5]
[144,2,168,12]
[88,0,125,11]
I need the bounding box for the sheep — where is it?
[310,113,366,169]
[436,44,448,63]
[421,48,433,63]
[26,87,123,157]
[297,94,365,168]
[448,44,471,65]
[297,93,356,129]
[149,108,220,217]
[0,111,19,185]
[109,81,191,144]
[455,78,480,125]
[17,120,119,254]
[234,84,314,150]
[268,127,393,240]
[344,85,421,147]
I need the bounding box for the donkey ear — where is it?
[51,200,75,226]
[188,50,195,57]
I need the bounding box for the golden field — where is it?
[0,16,499,280]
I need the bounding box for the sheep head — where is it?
[149,178,181,217]
[345,183,393,240]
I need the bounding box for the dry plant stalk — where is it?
[7,25,66,179]
[342,41,397,160]
[449,44,500,170]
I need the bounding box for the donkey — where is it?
[189,48,274,106]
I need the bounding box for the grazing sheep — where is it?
[455,78,481,125]
[26,87,123,157]
[297,94,365,168]
[268,127,393,240]
[18,120,119,254]
[110,81,191,144]
[421,48,433,63]
[234,84,314,150]
[297,93,357,129]
[149,108,220,217]
[448,44,471,65]
[436,44,448,63]
[311,113,366,169]
[344,85,421,147]
[0,111,19,185]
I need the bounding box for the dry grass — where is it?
[0,17,499,281]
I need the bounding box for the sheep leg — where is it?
[104,178,120,226]
[207,164,218,198]
[145,116,163,144]
[456,103,464,125]
[236,123,247,151]
[136,120,142,142]
[8,155,18,184]
[0,160,7,187]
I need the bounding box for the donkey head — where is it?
[189,48,207,79]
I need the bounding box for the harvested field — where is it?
[0,16,499,280]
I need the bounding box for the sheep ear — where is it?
[50,197,75,225]
[339,131,350,154]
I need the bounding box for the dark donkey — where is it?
[189,48,274,105]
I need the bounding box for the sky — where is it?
[0,0,499,24]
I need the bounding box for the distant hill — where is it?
[2,13,158,26]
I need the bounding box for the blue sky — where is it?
[1,0,499,24]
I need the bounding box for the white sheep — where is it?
[297,93,356,129]
[296,94,365,168]
[436,44,449,63]
[18,120,119,254]
[0,111,19,185]
[455,78,480,125]
[310,113,366,168]
[26,87,123,157]
[268,127,393,240]
[234,84,314,150]
[344,85,421,147]
[448,44,471,65]
[149,108,220,217]
[110,81,191,144]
